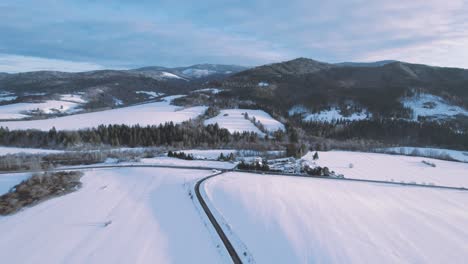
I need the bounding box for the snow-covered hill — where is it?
[402,93,468,120]
[204,109,284,136]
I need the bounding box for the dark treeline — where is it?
[300,119,468,150]
[0,123,259,149]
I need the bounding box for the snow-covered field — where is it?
[0,100,82,120]
[0,168,224,263]
[402,93,468,120]
[303,151,468,188]
[0,146,63,156]
[203,172,468,263]
[379,146,468,163]
[140,156,236,170]
[204,109,284,136]
[0,96,207,131]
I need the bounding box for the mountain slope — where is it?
[223,58,468,118]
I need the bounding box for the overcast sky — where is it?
[1,0,467,72]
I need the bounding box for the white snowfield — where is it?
[0,168,224,263]
[191,88,223,94]
[0,100,82,120]
[0,91,17,102]
[136,91,164,99]
[140,156,236,170]
[0,146,63,156]
[204,109,284,136]
[203,172,468,263]
[303,151,468,188]
[380,146,468,163]
[60,94,87,104]
[0,96,207,131]
[161,71,184,79]
[402,93,468,120]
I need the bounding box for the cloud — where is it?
[0,54,105,73]
[0,0,467,69]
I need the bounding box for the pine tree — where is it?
[313,151,319,160]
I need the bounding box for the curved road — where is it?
[195,173,243,264]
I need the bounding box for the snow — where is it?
[257,82,269,87]
[402,93,468,120]
[302,151,468,188]
[60,94,87,104]
[0,168,224,263]
[136,91,164,98]
[113,98,123,106]
[0,100,82,120]
[379,147,468,163]
[0,172,31,195]
[0,146,63,156]
[204,109,284,136]
[288,105,308,116]
[192,88,223,94]
[140,156,236,170]
[203,172,468,263]
[0,92,17,102]
[0,96,207,131]
[161,71,183,79]
[303,107,369,122]
[182,68,215,78]
[0,96,17,102]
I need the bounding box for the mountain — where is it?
[335,60,397,67]
[233,58,333,79]
[132,64,248,80]
[223,58,468,119]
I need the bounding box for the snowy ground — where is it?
[402,93,468,120]
[0,146,63,156]
[0,96,207,131]
[136,91,164,99]
[0,91,17,102]
[191,88,223,94]
[0,100,82,120]
[203,172,468,263]
[303,108,369,122]
[60,94,87,104]
[204,109,284,136]
[379,146,468,163]
[302,151,468,188]
[289,105,370,122]
[140,157,236,170]
[0,168,225,263]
